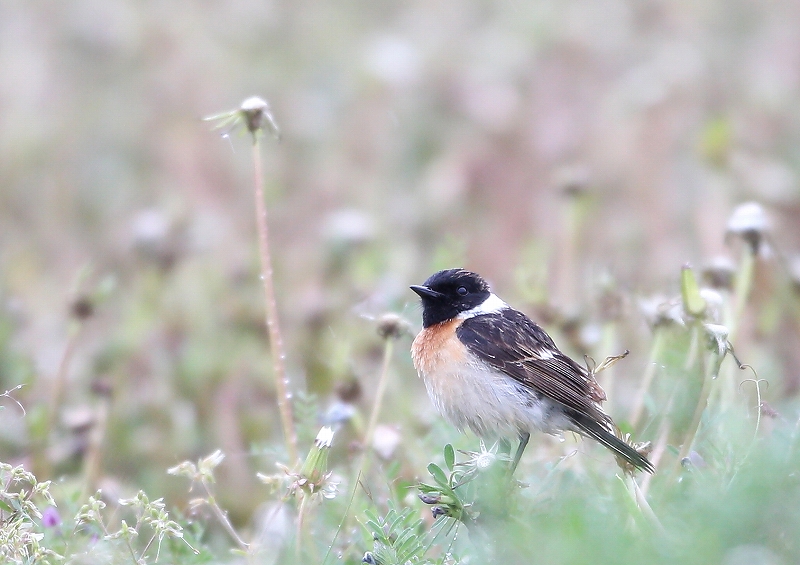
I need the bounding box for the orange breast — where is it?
[411,319,466,377]
[411,318,528,438]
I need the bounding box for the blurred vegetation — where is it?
[2,0,800,563]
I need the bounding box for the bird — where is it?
[410,268,654,474]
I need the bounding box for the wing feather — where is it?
[456,309,607,422]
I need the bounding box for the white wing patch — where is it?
[458,293,508,319]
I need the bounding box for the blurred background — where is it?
[1,0,800,536]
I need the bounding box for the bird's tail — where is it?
[571,411,655,474]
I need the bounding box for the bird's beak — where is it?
[410,285,443,299]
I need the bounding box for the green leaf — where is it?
[363,509,379,523]
[365,520,383,538]
[427,463,448,488]
[681,265,706,317]
[394,527,416,548]
[394,528,421,559]
[444,444,455,471]
[388,513,406,534]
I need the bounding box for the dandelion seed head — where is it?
[476,451,496,470]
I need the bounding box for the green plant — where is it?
[0,463,59,564]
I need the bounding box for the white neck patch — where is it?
[458,293,508,319]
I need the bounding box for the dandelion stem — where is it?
[639,406,671,497]
[629,329,664,428]
[251,136,297,464]
[41,321,83,478]
[674,345,713,472]
[364,338,395,456]
[722,245,756,408]
[296,494,308,562]
[337,338,396,552]
[202,478,249,550]
[82,394,110,497]
[684,323,700,372]
[49,327,80,429]
[598,324,618,411]
[350,337,395,492]
[322,470,361,565]
[732,245,756,331]
[630,476,664,534]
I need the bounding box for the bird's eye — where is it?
[457,286,468,296]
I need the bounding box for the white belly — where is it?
[424,359,569,438]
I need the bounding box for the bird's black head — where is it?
[410,269,491,327]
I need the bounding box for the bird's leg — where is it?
[510,432,530,475]
[498,437,512,456]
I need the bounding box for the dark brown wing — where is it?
[456,309,604,419]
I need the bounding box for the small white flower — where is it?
[471,440,503,471]
[315,426,335,448]
[476,451,496,470]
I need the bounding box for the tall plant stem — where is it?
[296,494,309,563]
[339,338,395,545]
[674,374,711,470]
[354,338,395,487]
[39,322,83,478]
[252,137,297,464]
[49,328,80,429]
[629,329,665,428]
[639,396,674,497]
[732,245,756,331]
[202,478,250,551]
[721,245,756,407]
[363,339,395,457]
[673,334,713,476]
[82,393,110,497]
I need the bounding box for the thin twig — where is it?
[0,385,26,415]
[727,374,768,486]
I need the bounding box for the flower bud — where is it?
[726,202,769,253]
[240,96,280,138]
[300,427,334,484]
